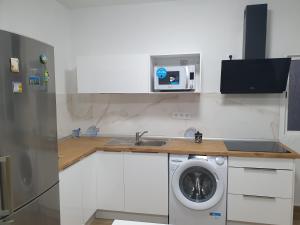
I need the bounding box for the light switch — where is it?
[10,58,20,73]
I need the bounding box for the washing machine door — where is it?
[171,159,224,210]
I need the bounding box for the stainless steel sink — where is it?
[106,137,167,147]
[135,140,166,147]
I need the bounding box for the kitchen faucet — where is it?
[135,131,148,144]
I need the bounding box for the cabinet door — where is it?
[82,153,97,222]
[97,151,124,211]
[124,152,168,215]
[59,162,83,225]
[77,54,150,93]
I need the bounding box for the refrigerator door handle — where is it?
[0,156,13,218]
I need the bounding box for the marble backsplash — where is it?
[56,93,282,140]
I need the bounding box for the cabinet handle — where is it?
[0,156,13,218]
[243,195,276,200]
[244,167,277,173]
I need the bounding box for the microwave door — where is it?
[153,65,195,91]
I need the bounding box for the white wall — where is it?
[70,0,300,92]
[0,0,72,95]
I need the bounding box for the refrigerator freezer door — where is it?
[0,30,59,213]
[0,156,13,218]
[0,183,60,225]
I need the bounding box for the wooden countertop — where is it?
[58,137,300,171]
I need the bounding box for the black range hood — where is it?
[221,58,291,94]
[220,4,291,94]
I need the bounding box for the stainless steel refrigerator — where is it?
[0,30,60,225]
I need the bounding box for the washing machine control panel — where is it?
[169,155,188,173]
[215,156,225,165]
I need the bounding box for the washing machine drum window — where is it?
[179,166,217,203]
[172,159,224,210]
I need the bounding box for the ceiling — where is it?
[56,0,176,9]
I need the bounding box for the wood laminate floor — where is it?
[91,218,300,225]
[91,207,300,225]
[91,218,114,225]
[295,206,300,225]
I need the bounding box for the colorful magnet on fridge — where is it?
[29,75,40,86]
[40,54,48,64]
[12,82,23,93]
[10,58,20,73]
[43,70,49,83]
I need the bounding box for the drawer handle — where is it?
[244,167,277,173]
[243,195,276,200]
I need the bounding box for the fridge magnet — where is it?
[10,58,20,73]
[42,69,49,84]
[40,54,48,64]
[12,82,23,93]
[29,75,40,86]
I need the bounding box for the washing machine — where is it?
[169,154,227,225]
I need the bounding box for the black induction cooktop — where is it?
[224,140,291,153]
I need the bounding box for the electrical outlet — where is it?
[172,112,192,120]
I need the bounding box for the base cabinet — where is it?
[124,152,168,215]
[227,222,268,225]
[59,153,97,225]
[96,151,169,215]
[228,194,293,225]
[60,151,169,223]
[228,157,295,225]
[97,151,125,211]
[59,161,83,225]
[82,154,97,222]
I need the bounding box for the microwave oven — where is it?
[153,65,196,91]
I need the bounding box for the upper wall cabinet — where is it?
[77,54,150,93]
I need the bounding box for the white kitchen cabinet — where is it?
[227,157,295,225]
[60,153,97,225]
[97,151,125,211]
[59,161,83,225]
[77,54,150,93]
[228,157,294,170]
[60,150,169,222]
[227,222,272,225]
[123,152,168,215]
[228,194,293,225]
[228,167,294,198]
[82,153,97,222]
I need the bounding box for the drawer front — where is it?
[228,194,293,225]
[229,157,294,170]
[227,221,267,225]
[228,167,294,198]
